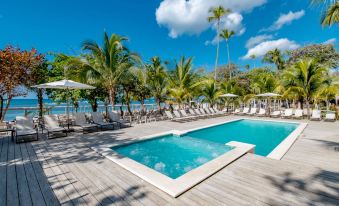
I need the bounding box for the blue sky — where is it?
[1,0,337,72]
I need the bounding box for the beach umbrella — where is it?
[256,93,281,114]
[256,93,281,97]
[220,93,238,111]
[32,79,95,129]
[220,93,238,97]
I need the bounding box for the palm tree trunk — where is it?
[226,40,231,79]
[37,89,43,124]
[140,98,145,115]
[109,87,116,111]
[156,98,162,114]
[306,100,310,119]
[214,21,220,81]
[0,95,4,121]
[2,95,13,120]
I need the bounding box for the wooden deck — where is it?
[1,116,338,205]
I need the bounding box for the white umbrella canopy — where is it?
[32,79,95,89]
[31,79,95,130]
[220,93,238,97]
[256,93,281,97]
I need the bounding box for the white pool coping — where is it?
[91,118,306,197]
[92,140,254,197]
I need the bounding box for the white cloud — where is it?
[323,38,336,45]
[245,34,273,49]
[261,10,305,32]
[242,38,300,59]
[155,0,267,38]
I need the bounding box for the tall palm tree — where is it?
[208,6,231,81]
[168,57,199,108]
[263,48,285,71]
[146,57,168,111]
[311,0,339,26]
[220,29,235,79]
[80,32,140,110]
[282,58,329,117]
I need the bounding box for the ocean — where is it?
[2,99,158,121]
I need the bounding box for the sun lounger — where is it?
[282,109,293,118]
[194,109,209,118]
[15,116,38,143]
[310,110,322,121]
[108,111,132,128]
[324,112,336,122]
[74,113,98,133]
[256,108,266,117]
[43,114,67,138]
[189,109,205,119]
[173,110,192,121]
[205,108,219,116]
[293,109,303,119]
[239,107,249,116]
[199,108,211,117]
[213,108,227,115]
[180,110,197,120]
[248,107,257,116]
[92,112,116,130]
[270,111,281,118]
[232,109,240,115]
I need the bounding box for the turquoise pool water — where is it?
[113,135,234,179]
[112,119,298,179]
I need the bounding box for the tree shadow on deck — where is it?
[264,169,339,206]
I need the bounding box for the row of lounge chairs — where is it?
[165,108,226,122]
[14,111,131,143]
[232,108,336,121]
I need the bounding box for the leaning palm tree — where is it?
[146,57,168,111]
[80,32,140,110]
[311,0,339,26]
[208,6,231,81]
[282,58,330,117]
[220,29,235,79]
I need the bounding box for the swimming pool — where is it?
[113,135,234,179]
[94,118,306,197]
[112,119,298,179]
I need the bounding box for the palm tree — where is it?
[208,6,231,81]
[250,54,257,68]
[80,32,140,110]
[168,57,199,108]
[220,29,235,79]
[131,66,151,114]
[147,57,168,111]
[282,58,329,117]
[322,1,339,26]
[263,48,285,71]
[201,79,222,106]
[311,0,339,26]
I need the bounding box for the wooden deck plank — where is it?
[20,142,47,206]
[36,141,117,206]
[45,139,157,206]
[15,139,33,206]
[25,142,62,206]
[7,135,19,206]
[0,136,7,206]
[32,143,73,206]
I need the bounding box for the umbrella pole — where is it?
[67,88,70,130]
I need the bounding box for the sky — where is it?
[0,0,338,98]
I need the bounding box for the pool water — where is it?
[113,135,234,179]
[112,119,298,179]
